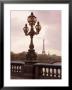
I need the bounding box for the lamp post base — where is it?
[26,49,37,61]
[24,49,37,79]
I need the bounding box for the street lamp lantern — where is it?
[35,21,41,33]
[27,12,37,26]
[23,24,29,35]
[23,12,41,61]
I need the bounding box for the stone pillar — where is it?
[23,61,37,79]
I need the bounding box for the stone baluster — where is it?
[52,68,54,78]
[48,67,50,78]
[46,68,48,76]
[56,68,58,78]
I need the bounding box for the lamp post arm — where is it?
[25,32,30,36]
[34,31,39,35]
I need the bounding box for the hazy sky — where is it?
[11,10,61,56]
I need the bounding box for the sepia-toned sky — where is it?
[11,10,61,56]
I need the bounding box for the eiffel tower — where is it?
[42,39,45,55]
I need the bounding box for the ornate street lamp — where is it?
[23,12,41,61]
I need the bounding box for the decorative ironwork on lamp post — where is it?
[23,12,41,61]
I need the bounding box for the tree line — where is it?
[11,51,61,63]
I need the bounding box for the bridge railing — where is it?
[11,61,61,79]
[33,63,61,79]
[11,61,25,78]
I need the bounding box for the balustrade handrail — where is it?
[11,61,25,64]
[33,63,61,68]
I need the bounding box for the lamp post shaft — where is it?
[29,35,34,49]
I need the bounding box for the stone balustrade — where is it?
[11,61,61,79]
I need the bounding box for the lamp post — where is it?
[23,12,41,61]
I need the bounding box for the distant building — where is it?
[42,39,45,55]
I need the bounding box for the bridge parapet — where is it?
[11,61,61,79]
